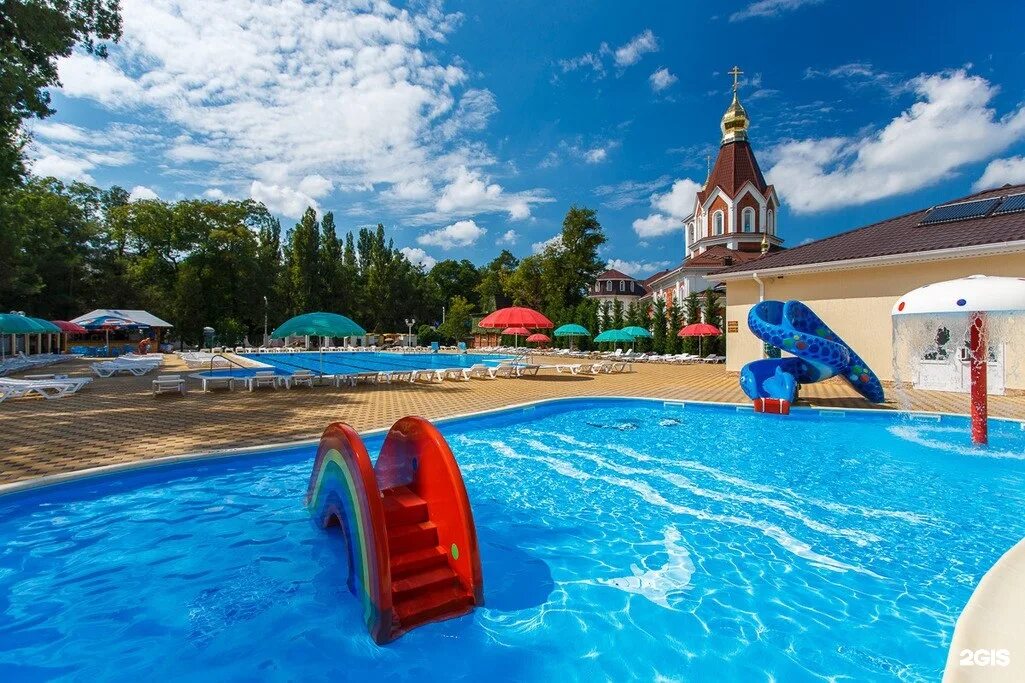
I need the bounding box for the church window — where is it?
[767,210,775,234]
[742,208,755,232]
[713,211,724,236]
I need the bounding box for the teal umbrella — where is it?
[271,312,366,376]
[621,326,652,339]
[593,329,634,346]
[553,323,590,351]
[29,317,61,333]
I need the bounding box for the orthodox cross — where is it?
[729,65,743,92]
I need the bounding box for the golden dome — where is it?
[720,91,749,143]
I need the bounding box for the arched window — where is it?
[742,207,755,233]
[767,210,775,235]
[689,224,696,244]
[713,210,724,236]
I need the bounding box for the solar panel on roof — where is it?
[994,193,1025,215]
[919,198,1000,225]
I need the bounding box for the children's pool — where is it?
[219,351,513,377]
[2,399,1024,681]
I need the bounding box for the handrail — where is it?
[208,352,248,375]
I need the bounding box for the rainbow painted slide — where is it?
[306,417,484,644]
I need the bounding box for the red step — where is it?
[392,581,474,633]
[381,486,428,526]
[392,565,460,600]
[387,521,438,554]
[390,546,449,579]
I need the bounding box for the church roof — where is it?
[716,183,1025,277]
[696,140,768,205]
[595,268,637,281]
[683,245,766,269]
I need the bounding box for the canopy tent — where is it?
[77,315,148,353]
[0,314,54,359]
[71,309,173,328]
[271,312,367,375]
[678,322,721,357]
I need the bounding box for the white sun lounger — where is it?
[244,371,280,391]
[466,364,493,379]
[538,363,581,375]
[377,370,413,383]
[0,377,89,399]
[412,369,444,382]
[442,368,470,381]
[486,365,516,379]
[334,373,357,388]
[91,360,160,377]
[152,374,186,395]
[285,370,316,388]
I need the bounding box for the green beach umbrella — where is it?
[621,326,652,339]
[593,329,634,345]
[0,314,52,360]
[29,318,61,333]
[271,312,366,376]
[553,323,590,337]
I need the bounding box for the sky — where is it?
[28,0,1025,279]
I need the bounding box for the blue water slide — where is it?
[741,300,885,404]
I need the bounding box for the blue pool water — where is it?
[2,399,1025,681]
[225,351,513,377]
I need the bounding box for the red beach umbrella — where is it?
[478,306,554,330]
[501,327,531,336]
[678,322,721,357]
[526,333,550,346]
[51,320,88,334]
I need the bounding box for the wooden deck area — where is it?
[2,353,1024,485]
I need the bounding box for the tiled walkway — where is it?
[2,354,1023,485]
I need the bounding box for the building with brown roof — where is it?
[588,269,648,315]
[642,68,784,309]
[715,184,1025,391]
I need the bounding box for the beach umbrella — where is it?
[621,326,653,339]
[271,312,366,375]
[553,323,590,351]
[79,314,143,355]
[593,328,634,350]
[52,320,89,354]
[678,322,721,357]
[477,306,554,330]
[526,333,550,347]
[501,326,531,348]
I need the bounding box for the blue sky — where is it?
[29,0,1025,278]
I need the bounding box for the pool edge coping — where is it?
[2,394,1022,497]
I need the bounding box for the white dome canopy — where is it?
[892,275,1025,316]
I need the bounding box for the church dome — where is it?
[720,91,749,143]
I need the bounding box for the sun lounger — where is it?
[609,361,633,373]
[353,372,380,385]
[152,374,186,395]
[193,374,235,392]
[513,364,541,377]
[466,364,493,379]
[334,373,357,387]
[442,368,470,381]
[702,354,726,363]
[538,363,581,375]
[285,370,316,388]
[579,362,611,374]
[0,377,89,399]
[91,360,160,377]
[378,370,412,383]
[244,371,280,391]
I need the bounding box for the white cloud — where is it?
[594,176,671,209]
[632,213,680,238]
[129,185,159,201]
[250,180,318,218]
[532,234,563,254]
[51,0,544,222]
[400,246,437,270]
[496,229,518,245]
[649,67,677,92]
[767,70,1025,213]
[30,154,96,183]
[584,147,609,164]
[32,122,90,143]
[432,166,547,221]
[203,188,228,200]
[558,46,609,77]
[607,259,671,277]
[417,219,486,249]
[614,30,658,68]
[974,156,1025,190]
[730,0,822,22]
[631,178,701,237]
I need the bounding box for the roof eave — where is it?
[713,239,1025,281]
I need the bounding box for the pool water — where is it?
[230,351,513,377]
[2,399,1024,681]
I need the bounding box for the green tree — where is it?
[667,299,683,355]
[651,298,667,355]
[475,250,518,312]
[1,0,123,188]
[428,259,481,311]
[437,295,473,342]
[702,289,724,356]
[682,291,701,354]
[611,299,624,330]
[284,207,321,315]
[599,300,611,331]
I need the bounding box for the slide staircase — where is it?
[306,416,483,644]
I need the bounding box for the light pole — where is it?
[404,318,416,347]
[263,296,268,346]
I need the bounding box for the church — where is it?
[641,67,783,308]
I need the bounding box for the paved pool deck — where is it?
[2,352,1024,485]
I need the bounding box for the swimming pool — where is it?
[220,351,514,377]
[2,399,1024,681]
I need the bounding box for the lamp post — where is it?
[263,296,268,346]
[405,318,416,347]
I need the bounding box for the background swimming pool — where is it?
[2,400,1024,681]
[227,351,513,377]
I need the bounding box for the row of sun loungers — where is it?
[91,353,164,377]
[0,352,82,377]
[0,374,93,400]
